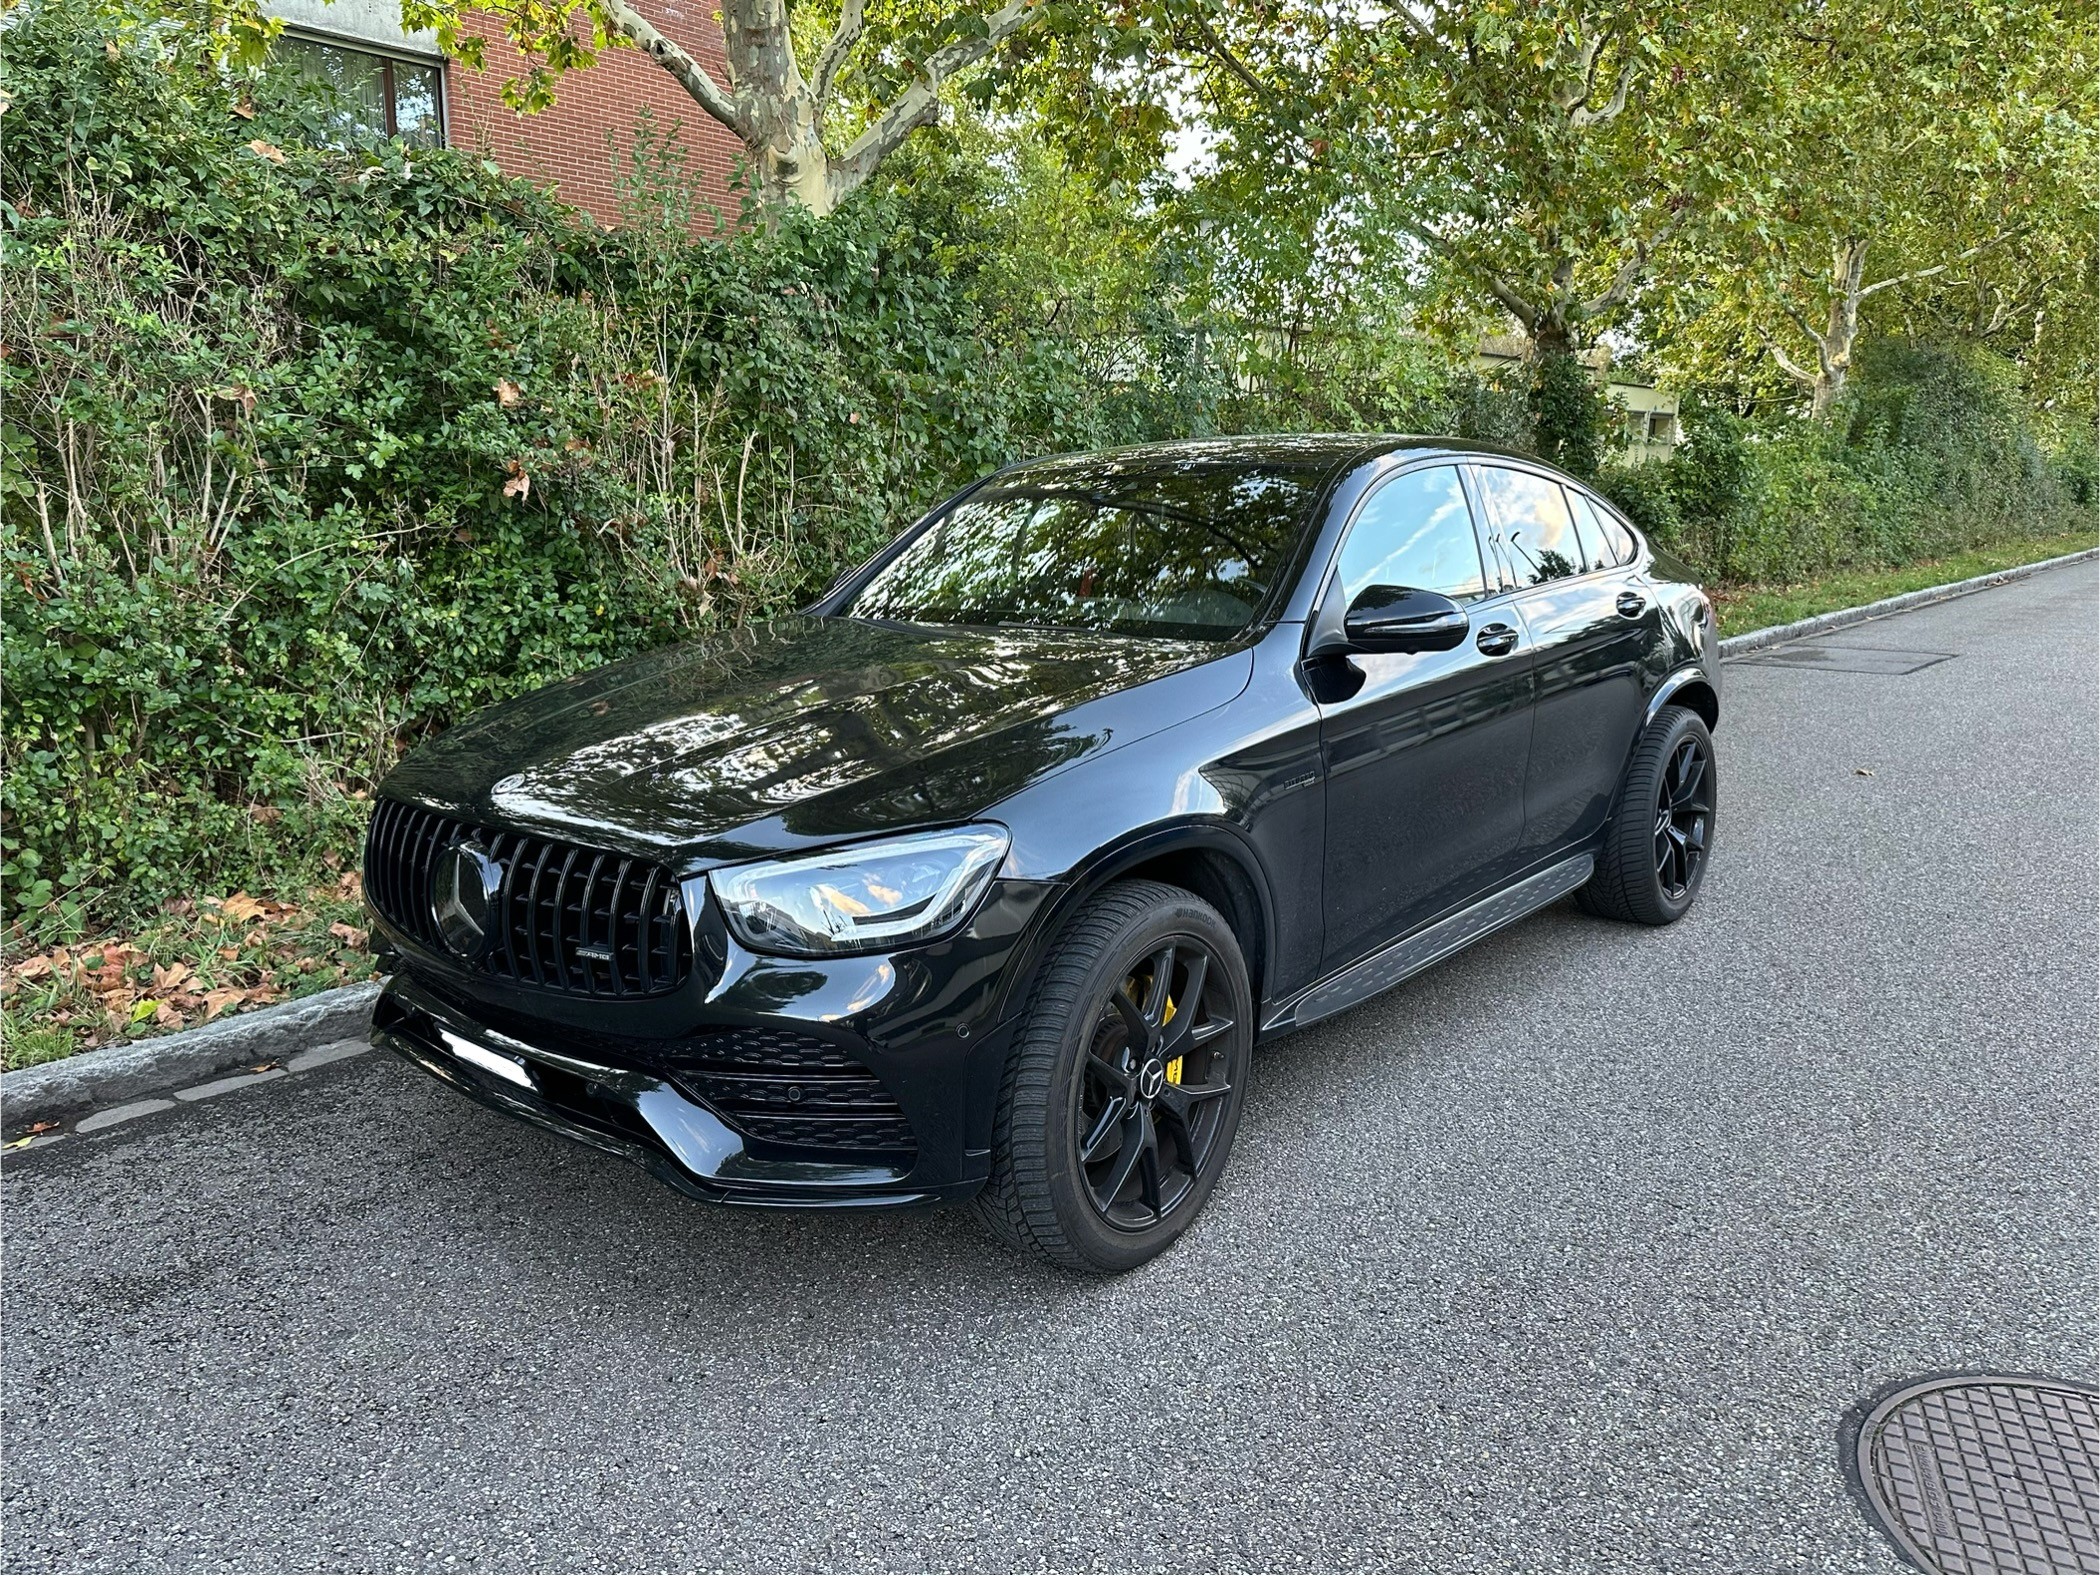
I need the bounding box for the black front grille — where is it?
[364,798,691,998]
[669,1026,916,1162]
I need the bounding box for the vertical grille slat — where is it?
[362,799,689,998]
[635,867,662,995]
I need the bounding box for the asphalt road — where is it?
[5,562,2095,1573]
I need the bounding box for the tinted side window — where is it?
[1475,466,1585,585]
[1568,489,1637,567]
[1333,467,1486,605]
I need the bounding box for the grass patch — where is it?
[1,874,376,1073]
[1712,530,2098,638]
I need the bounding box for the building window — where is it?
[274,34,444,147]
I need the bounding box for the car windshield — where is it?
[841,457,1328,640]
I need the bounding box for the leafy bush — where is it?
[1599,342,2086,584]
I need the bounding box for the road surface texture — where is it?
[5,562,2095,1573]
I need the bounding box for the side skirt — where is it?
[1262,852,1595,1037]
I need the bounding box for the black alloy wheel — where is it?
[1076,939,1237,1231]
[1580,703,1718,926]
[975,880,1253,1273]
[1653,735,1712,901]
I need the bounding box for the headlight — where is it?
[707,825,1010,957]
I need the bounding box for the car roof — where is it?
[995,434,1547,487]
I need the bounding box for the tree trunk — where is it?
[604,0,1039,217]
[1811,237,1867,417]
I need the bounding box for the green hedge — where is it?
[1598,343,2092,584]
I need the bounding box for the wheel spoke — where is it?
[1156,1078,1231,1122]
[1160,951,1210,1057]
[1155,1097,1201,1175]
[1109,988,1148,1048]
[1671,748,1707,808]
[1137,1129,1163,1221]
[1095,1108,1149,1207]
[1079,1097,1126,1163]
[1139,945,1176,1029]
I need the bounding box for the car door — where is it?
[1310,463,1536,974]
[1469,463,1664,861]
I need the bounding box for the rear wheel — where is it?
[974,880,1252,1273]
[1580,704,1717,925]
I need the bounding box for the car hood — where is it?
[380,615,1253,865]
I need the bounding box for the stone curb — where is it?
[6,548,2093,1134]
[2,981,382,1130]
[1718,547,2097,658]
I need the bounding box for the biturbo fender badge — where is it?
[433,840,503,961]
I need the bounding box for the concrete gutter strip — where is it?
[2,981,383,1129]
[6,548,2095,1133]
[1718,547,2097,658]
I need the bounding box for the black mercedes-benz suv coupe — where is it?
[365,435,1719,1271]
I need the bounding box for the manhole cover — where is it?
[1849,1374,2099,1572]
[1738,642,1956,675]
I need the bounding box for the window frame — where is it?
[275,30,448,146]
[1462,461,1650,591]
[1304,458,1502,647]
[1325,462,1495,612]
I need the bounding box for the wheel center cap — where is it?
[1137,1059,1166,1100]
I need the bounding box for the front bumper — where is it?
[374,976,990,1206]
[366,875,1057,1209]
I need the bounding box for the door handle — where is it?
[1616,591,1648,619]
[1476,622,1518,657]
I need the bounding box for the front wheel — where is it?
[974,880,1253,1274]
[1580,703,1717,926]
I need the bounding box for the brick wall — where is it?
[445,1,745,228]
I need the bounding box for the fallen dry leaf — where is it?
[221,891,268,923]
[328,921,370,948]
[201,987,249,1021]
[502,468,531,501]
[246,138,287,165]
[251,1060,283,1074]
[495,378,521,407]
[152,961,193,993]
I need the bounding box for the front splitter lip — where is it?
[372,977,967,1210]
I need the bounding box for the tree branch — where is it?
[830,0,1038,199]
[1768,340,1817,389]
[1391,213,1533,328]
[601,0,752,140]
[811,0,865,105]
[1857,226,2028,299]
[1576,207,1686,320]
[1188,10,1271,102]
[1381,2,1451,60]
[1569,57,1635,128]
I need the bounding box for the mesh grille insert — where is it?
[668,1027,916,1162]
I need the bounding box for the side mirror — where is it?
[1340,585,1470,653]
